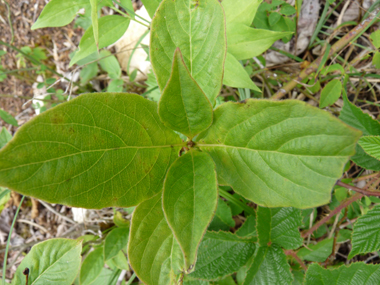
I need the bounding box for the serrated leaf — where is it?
[243,245,293,285]
[236,215,257,238]
[358,136,380,160]
[197,99,360,208]
[0,93,182,209]
[150,0,227,104]
[222,0,261,26]
[348,204,380,259]
[158,48,213,138]
[305,263,380,285]
[223,52,261,91]
[104,227,129,261]
[0,109,18,126]
[257,207,302,249]
[0,127,12,149]
[128,193,185,285]
[227,24,292,60]
[319,79,342,108]
[32,0,90,29]
[189,231,256,281]
[70,16,130,66]
[80,247,104,285]
[163,150,218,271]
[340,94,380,170]
[12,239,82,285]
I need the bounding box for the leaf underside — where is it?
[197,99,361,208]
[0,93,182,209]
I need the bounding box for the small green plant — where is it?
[4,0,380,284]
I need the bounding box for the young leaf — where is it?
[319,79,342,108]
[0,109,18,126]
[0,93,182,209]
[223,52,261,91]
[305,263,380,285]
[358,136,380,160]
[0,127,12,149]
[189,231,256,281]
[32,0,90,29]
[236,215,257,238]
[12,239,81,285]
[370,30,380,48]
[297,238,334,262]
[158,48,213,138]
[348,204,380,259]
[106,250,129,270]
[128,193,185,285]
[243,245,293,285]
[70,16,130,66]
[150,0,227,104]
[257,206,302,249]
[163,150,218,272]
[373,51,380,69]
[340,94,380,170]
[197,99,360,208]
[140,0,161,18]
[99,50,121,79]
[104,227,129,261]
[227,24,293,60]
[222,0,261,26]
[90,0,99,50]
[215,198,236,228]
[80,247,104,285]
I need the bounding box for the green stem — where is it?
[109,6,150,28]
[126,273,136,285]
[218,188,255,216]
[2,195,25,285]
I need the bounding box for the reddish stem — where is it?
[284,249,308,271]
[336,181,380,196]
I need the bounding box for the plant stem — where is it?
[126,273,136,285]
[283,249,307,271]
[218,188,256,216]
[109,6,150,28]
[2,195,25,285]
[336,181,380,196]
[271,7,380,100]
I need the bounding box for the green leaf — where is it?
[104,227,129,261]
[113,211,130,228]
[373,51,380,69]
[257,206,302,249]
[0,127,12,149]
[227,24,292,60]
[370,30,380,49]
[70,16,130,66]
[222,0,261,26]
[12,238,81,285]
[140,0,161,18]
[107,79,124,92]
[215,198,235,228]
[223,52,261,92]
[269,12,281,26]
[236,215,257,238]
[128,193,185,285]
[197,99,360,208]
[280,4,296,15]
[297,238,333,262]
[99,50,121,79]
[150,0,227,104]
[0,93,182,209]
[319,79,342,108]
[348,204,380,259]
[163,150,218,271]
[158,48,213,138]
[340,94,380,170]
[32,0,90,29]
[189,231,256,281]
[90,0,99,50]
[106,250,129,270]
[243,245,293,285]
[80,247,104,285]
[217,275,237,285]
[0,109,18,126]
[358,136,380,160]
[120,0,135,18]
[80,62,99,83]
[305,263,380,285]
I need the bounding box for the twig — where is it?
[284,249,308,271]
[336,180,380,196]
[272,7,380,100]
[39,200,76,224]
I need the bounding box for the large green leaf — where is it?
[257,206,302,249]
[104,227,129,261]
[197,99,360,208]
[348,204,380,259]
[305,263,380,285]
[243,245,293,285]
[358,136,380,160]
[227,24,292,60]
[222,0,261,26]
[70,16,130,66]
[12,238,82,285]
[32,0,90,29]
[80,247,104,285]
[163,150,218,271]
[158,48,213,138]
[340,95,380,170]
[223,53,260,91]
[0,93,182,209]
[189,231,256,281]
[150,0,227,104]
[128,192,185,285]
